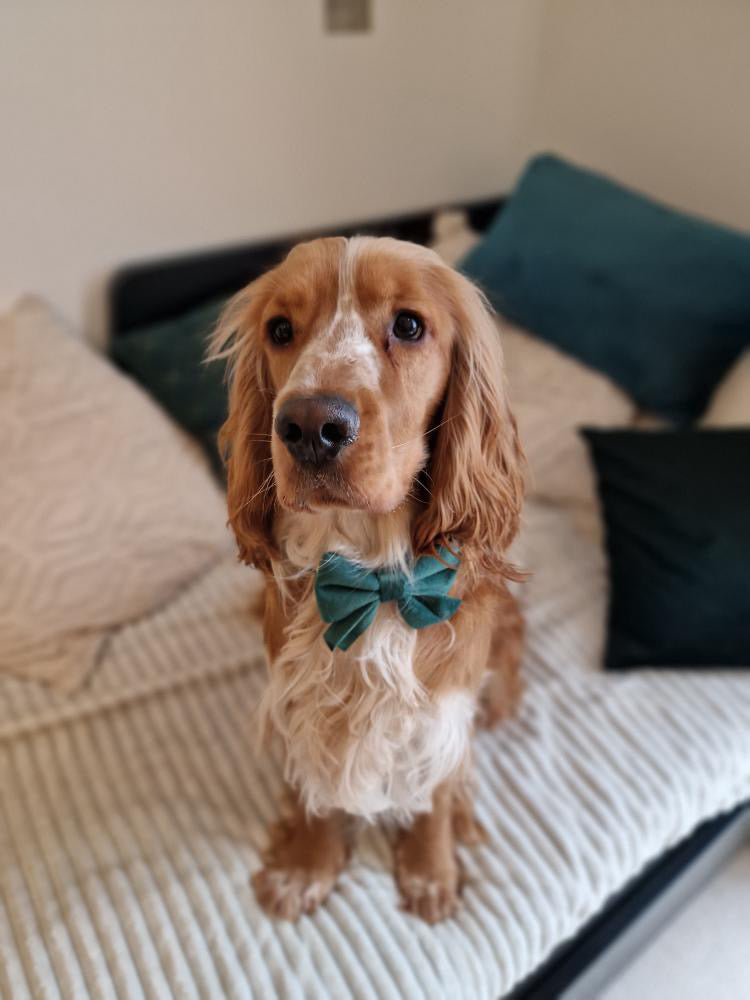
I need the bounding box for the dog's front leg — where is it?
[252,791,353,920]
[395,781,461,923]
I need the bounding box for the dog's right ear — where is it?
[208,279,278,572]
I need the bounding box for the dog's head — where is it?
[212,236,523,573]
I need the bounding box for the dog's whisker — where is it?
[232,471,275,514]
[391,415,457,451]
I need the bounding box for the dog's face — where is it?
[262,237,454,514]
[213,236,523,572]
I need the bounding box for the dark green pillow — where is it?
[582,428,750,669]
[110,298,227,474]
[461,154,750,421]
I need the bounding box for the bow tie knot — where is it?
[377,569,408,604]
[314,548,462,651]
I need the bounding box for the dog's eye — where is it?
[392,311,424,341]
[268,316,293,346]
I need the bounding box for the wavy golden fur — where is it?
[410,266,524,581]
[210,236,525,923]
[214,277,278,571]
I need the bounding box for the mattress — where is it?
[2,500,750,1000]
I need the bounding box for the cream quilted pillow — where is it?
[0,297,232,691]
[500,321,637,505]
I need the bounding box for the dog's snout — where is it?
[275,395,359,466]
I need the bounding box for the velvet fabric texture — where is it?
[315,549,462,651]
[461,155,750,421]
[583,428,750,669]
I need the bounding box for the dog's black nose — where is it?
[274,395,359,466]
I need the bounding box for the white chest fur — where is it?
[260,510,475,820]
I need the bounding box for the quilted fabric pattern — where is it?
[1,506,749,999]
[0,297,232,691]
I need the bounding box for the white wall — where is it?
[5,1,749,344]
[0,0,541,341]
[524,0,750,231]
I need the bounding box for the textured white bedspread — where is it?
[2,501,749,1000]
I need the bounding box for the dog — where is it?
[211,235,525,923]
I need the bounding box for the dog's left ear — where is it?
[412,269,525,577]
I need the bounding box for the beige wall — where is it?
[524,0,750,231]
[4,1,749,343]
[0,0,541,340]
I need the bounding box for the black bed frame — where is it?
[109,199,747,998]
[110,197,503,335]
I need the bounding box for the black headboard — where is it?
[109,196,503,336]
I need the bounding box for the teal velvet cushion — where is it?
[583,428,750,669]
[461,155,750,421]
[110,298,227,474]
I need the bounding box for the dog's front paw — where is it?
[397,868,460,924]
[252,808,350,920]
[252,864,337,920]
[396,835,461,924]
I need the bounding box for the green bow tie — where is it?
[314,548,462,651]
